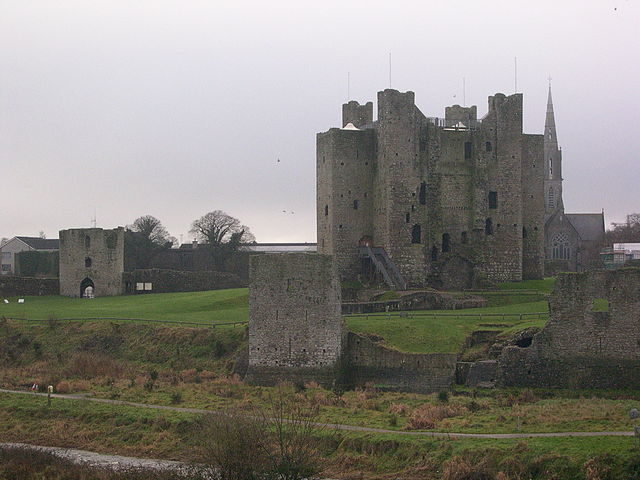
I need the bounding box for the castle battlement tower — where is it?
[317,88,545,289]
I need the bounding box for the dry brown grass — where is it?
[64,352,126,379]
[405,403,467,430]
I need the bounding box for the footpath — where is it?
[0,388,634,439]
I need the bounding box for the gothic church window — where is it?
[552,233,571,260]
[411,224,421,244]
[548,188,555,209]
[549,158,553,178]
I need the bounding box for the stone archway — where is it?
[80,277,95,298]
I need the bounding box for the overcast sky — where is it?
[1,0,638,243]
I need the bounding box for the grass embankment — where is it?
[0,288,249,324]
[2,392,640,480]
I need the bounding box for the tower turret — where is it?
[544,84,563,217]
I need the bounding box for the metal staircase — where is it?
[360,246,407,290]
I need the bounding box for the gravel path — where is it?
[0,388,634,439]
[0,442,193,473]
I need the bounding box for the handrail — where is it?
[364,245,396,288]
[2,316,247,328]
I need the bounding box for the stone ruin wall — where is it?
[59,228,125,297]
[244,253,345,387]
[500,268,640,388]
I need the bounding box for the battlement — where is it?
[342,100,373,128]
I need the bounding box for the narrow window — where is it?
[418,182,427,205]
[464,141,472,159]
[353,199,358,210]
[85,257,92,268]
[549,158,553,178]
[485,141,492,152]
[324,205,328,216]
[485,218,493,235]
[431,246,438,261]
[548,188,555,209]
[405,213,410,223]
[442,233,451,253]
[411,224,421,244]
[461,231,468,244]
[522,227,528,238]
[419,139,427,152]
[85,236,91,248]
[489,191,498,209]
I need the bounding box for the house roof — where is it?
[566,214,605,242]
[15,236,60,250]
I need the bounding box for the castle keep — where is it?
[317,89,546,288]
[59,227,125,297]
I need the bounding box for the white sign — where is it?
[144,283,153,291]
[17,299,24,304]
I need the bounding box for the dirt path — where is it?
[0,388,633,439]
[0,442,192,472]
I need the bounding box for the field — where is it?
[0,288,249,325]
[5,278,638,478]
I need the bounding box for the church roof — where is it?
[566,214,605,242]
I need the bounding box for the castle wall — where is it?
[122,268,244,294]
[347,333,457,393]
[59,228,124,297]
[317,89,546,289]
[245,253,344,387]
[521,134,545,279]
[500,268,640,388]
[342,101,373,128]
[375,90,426,286]
[478,94,524,281]
[317,127,375,279]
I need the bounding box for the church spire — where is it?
[543,80,564,217]
[545,82,558,145]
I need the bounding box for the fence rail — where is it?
[346,311,548,321]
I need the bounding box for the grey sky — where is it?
[1,0,638,242]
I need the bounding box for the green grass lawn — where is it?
[497,277,556,293]
[0,289,249,325]
[346,301,549,353]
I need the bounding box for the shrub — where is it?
[405,403,466,430]
[170,392,183,404]
[438,390,450,403]
[55,380,71,394]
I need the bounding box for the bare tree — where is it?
[190,210,255,270]
[606,212,640,244]
[125,215,173,269]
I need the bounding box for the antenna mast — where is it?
[514,57,518,93]
[347,71,350,100]
[389,52,392,88]
[463,77,466,106]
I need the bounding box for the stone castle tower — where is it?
[317,89,546,289]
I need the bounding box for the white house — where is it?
[0,236,59,275]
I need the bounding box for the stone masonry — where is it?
[500,268,640,389]
[244,253,345,386]
[59,228,125,297]
[317,89,545,288]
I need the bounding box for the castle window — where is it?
[485,218,493,235]
[405,213,410,223]
[461,231,468,244]
[552,232,570,260]
[431,246,438,261]
[324,205,328,216]
[356,149,359,159]
[485,141,492,152]
[338,224,343,229]
[418,182,427,205]
[489,191,498,209]
[464,142,472,159]
[353,200,359,210]
[85,257,92,268]
[85,236,91,248]
[420,139,427,152]
[411,224,421,244]
[523,227,528,238]
[442,233,451,253]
